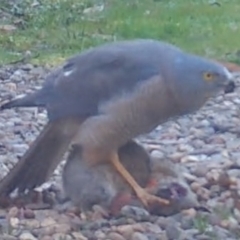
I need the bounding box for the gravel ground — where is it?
[0,63,240,240]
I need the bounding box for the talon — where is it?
[110,152,169,208]
[136,188,169,207]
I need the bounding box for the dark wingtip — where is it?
[0,92,45,110]
[0,101,16,110]
[0,98,28,110]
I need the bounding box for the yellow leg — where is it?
[110,152,169,207]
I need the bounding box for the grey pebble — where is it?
[196,234,213,240]
[120,206,150,221]
[179,216,194,230]
[107,232,126,240]
[155,217,168,230]
[94,230,106,239]
[212,225,233,238]
[165,223,183,240]
[131,232,149,240]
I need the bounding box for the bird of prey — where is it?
[0,39,234,209]
[62,140,198,216]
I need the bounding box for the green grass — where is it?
[0,0,240,65]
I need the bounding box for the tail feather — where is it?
[0,117,84,195]
[0,92,45,110]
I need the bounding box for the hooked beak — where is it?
[223,68,236,94]
[224,80,236,94]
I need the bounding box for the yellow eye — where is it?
[203,72,214,81]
